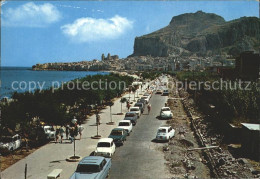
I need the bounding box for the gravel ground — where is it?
[163,77,211,178]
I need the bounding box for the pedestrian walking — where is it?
[55,128,60,143]
[66,124,70,140]
[69,127,75,143]
[78,123,84,140]
[60,125,65,143]
[74,124,79,139]
[147,103,151,114]
[127,102,131,111]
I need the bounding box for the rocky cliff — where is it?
[132,11,260,57]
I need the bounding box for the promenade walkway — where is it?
[2,85,148,179]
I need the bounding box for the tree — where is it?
[107,101,114,125]
[132,87,136,101]
[120,98,127,114]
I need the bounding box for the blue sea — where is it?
[0,67,109,98]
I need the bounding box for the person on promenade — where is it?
[127,102,131,111]
[60,125,65,143]
[78,123,84,140]
[74,124,79,139]
[147,103,151,114]
[69,127,75,143]
[65,124,70,140]
[55,128,60,143]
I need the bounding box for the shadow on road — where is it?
[50,159,66,163]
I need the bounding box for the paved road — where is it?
[109,92,172,179]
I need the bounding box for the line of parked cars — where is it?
[69,79,175,179]
[70,85,153,179]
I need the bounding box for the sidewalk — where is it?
[2,84,149,179]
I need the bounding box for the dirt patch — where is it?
[163,78,211,178]
[1,147,39,171]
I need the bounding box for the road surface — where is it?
[109,91,171,179]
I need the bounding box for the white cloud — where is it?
[2,2,61,27]
[61,15,133,42]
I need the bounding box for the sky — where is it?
[1,1,259,67]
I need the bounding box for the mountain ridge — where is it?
[131,11,260,57]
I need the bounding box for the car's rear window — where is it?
[111,130,123,136]
[76,164,100,173]
[125,113,135,117]
[134,103,142,107]
[130,108,139,111]
[158,129,167,133]
[97,142,110,147]
[119,122,130,126]
[162,108,170,111]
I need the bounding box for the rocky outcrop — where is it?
[131,11,260,57]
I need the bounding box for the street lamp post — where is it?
[91,104,101,139]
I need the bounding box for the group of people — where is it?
[55,123,84,143]
[126,99,152,114]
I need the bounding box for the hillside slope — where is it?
[132,11,260,57]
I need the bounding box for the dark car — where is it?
[137,98,146,107]
[108,128,128,146]
[134,102,144,113]
[162,89,169,96]
[124,112,138,126]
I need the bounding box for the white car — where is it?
[160,107,173,119]
[141,96,149,104]
[94,138,116,158]
[129,107,141,118]
[118,120,133,135]
[156,125,175,142]
[143,93,151,100]
[43,126,56,140]
[0,134,22,153]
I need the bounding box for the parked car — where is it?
[162,89,169,96]
[108,128,128,145]
[118,120,133,135]
[69,156,111,179]
[143,93,151,100]
[94,138,115,158]
[124,112,138,126]
[160,107,173,119]
[134,103,144,113]
[43,126,56,140]
[0,134,22,153]
[141,96,149,104]
[137,98,146,106]
[156,125,175,142]
[155,89,163,94]
[129,107,141,118]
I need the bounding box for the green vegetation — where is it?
[177,71,260,124]
[0,74,133,136]
[139,71,162,80]
[177,71,218,82]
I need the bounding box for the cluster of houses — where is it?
[33,51,260,81]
